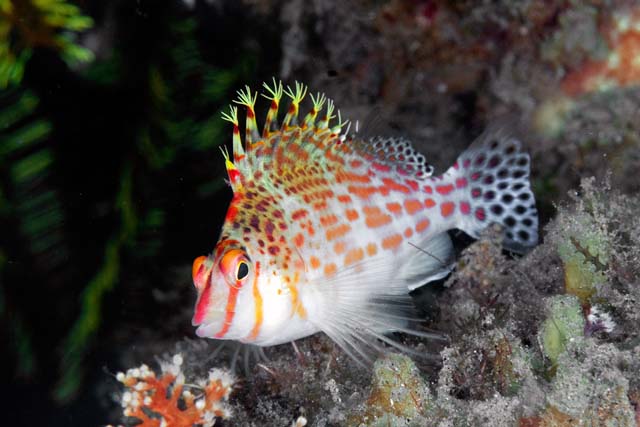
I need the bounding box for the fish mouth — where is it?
[194,322,219,338]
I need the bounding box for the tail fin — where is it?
[450,128,539,252]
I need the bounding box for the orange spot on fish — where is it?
[436,184,454,195]
[320,214,338,227]
[310,256,321,270]
[337,194,352,204]
[363,206,382,215]
[382,178,410,194]
[404,227,413,238]
[326,223,351,241]
[386,202,402,214]
[293,233,305,247]
[416,218,430,232]
[345,209,359,221]
[344,247,364,266]
[349,185,378,198]
[313,200,328,211]
[324,263,337,276]
[333,241,346,254]
[365,213,392,228]
[404,199,423,215]
[441,202,455,217]
[425,198,437,208]
[366,243,378,256]
[382,234,403,250]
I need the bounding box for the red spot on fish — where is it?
[463,159,471,168]
[424,185,433,194]
[268,245,280,255]
[350,160,363,168]
[225,205,238,222]
[460,201,471,215]
[405,179,419,191]
[292,209,308,221]
[372,162,391,172]
[337,194,352,204]
[436,184,454,195]
[475,207,486,221]
[293,233,305,247]
[456,177,468,189]
[471,188,482,198]
[471,172,482,181]
[441,202,455,217]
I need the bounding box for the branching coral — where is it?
[112,354,234,427]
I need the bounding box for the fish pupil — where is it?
[236,261,249,280]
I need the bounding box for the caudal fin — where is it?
[451,128,539,252]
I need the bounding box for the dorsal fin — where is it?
[219,79,432,189]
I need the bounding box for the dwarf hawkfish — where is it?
[191,79,538,361]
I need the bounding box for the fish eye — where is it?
[236,261,249,281]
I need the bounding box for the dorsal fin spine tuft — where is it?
[221,105,244,160]
[261,78,283,138]
[233,86,260,146]
[318,99,335,130]
[220,145,242,191]
[282,81,308,129]
[303,92,326,129]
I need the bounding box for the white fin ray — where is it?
[402,232,455,291]
[306,252,442,365]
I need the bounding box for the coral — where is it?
[560,6,640,97]
[112,354,234,427]
[545,339,637,425]
[538,295,585,368]
[350,353,432,426]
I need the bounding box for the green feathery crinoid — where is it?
[220,78,349,180]
[0,0,94,88]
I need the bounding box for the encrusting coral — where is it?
[110,354,234,427]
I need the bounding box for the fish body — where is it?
[191,80,538,358]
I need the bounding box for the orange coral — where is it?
[562,7,640,96]
[112,354,234,427]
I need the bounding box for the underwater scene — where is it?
[2,0,640,426]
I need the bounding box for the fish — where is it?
[191,79,538,361]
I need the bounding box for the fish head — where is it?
[191,237,257,339]
[191,197,308,344]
